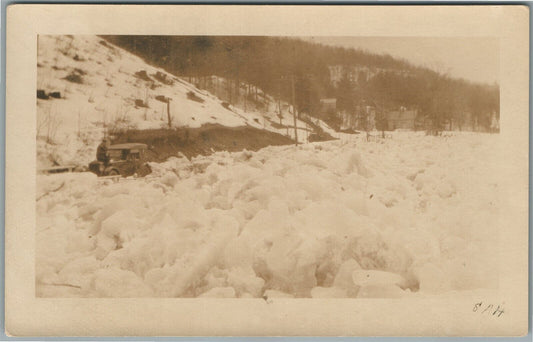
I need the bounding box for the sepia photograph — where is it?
[35,34,502,299]
[5,4,529,336]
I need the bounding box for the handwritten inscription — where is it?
[473,302,504,317]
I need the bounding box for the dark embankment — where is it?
[111,124,296,162]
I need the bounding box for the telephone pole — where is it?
[291,75,298,146]
[167,98,172,128]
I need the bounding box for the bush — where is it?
[73,54,85,62]
[63,68,86,84]
[73,68,87,75]
[134,70,152,82]
[155,95,170,103]
[37,90,49,100]
[187,91,205,103]
[134,99,149,108]
[152,71,174,85]
[64,73,83,84]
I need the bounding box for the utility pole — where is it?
[244,83,247,112]
[278,77,283,124]
[167,98,172,128]
[291,75,298,146]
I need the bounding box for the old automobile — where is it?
[89,143,152,177]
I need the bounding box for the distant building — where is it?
[386,108,418,130]
[339,105,376,131]
[328,65,413,87]
[329,65,374,87]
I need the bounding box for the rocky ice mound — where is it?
[36,132,500,298]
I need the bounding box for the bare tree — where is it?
[42,107,62,144]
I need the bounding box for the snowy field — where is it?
[36,132,500,298]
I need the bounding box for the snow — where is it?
[36,132,501,298]
[37,35,316,169]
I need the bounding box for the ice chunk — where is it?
[265,233,319,296]
[226,267,265,297]
[160,171,179,187]
[234,149,253,162]
[265,234,300,288]
[170,215,239,296]
[101,184,130,197]
[91,195,143,235]
[65,229,96,253]
[347,151,371,177]
[223,238,253,269]
[333,259,361,297]
[329,151,370,177]
[342,192,369,216]
[57,256,100,291]
[100,209,140,243]
[94,233,117,260]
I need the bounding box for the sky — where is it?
[303,37,499,85]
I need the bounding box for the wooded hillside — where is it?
[103,35,499,132]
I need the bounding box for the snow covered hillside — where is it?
[36,132,500,298]
[37,35,317,168]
